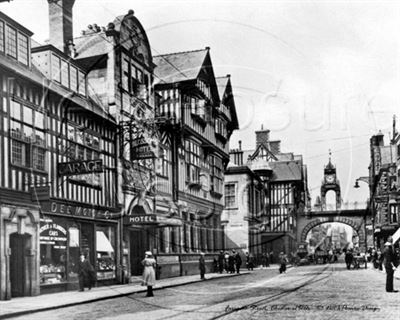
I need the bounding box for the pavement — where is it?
[0,266,286,319]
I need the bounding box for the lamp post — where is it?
[354,176,373,268]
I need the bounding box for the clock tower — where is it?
[321,151,341,210]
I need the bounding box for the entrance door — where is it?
[10,233,31,297]
[81,223,94,265]
[130,229,149,276]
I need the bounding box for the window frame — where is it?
[9,100,47,172]
[0,20,5,53]
[224,183,237,209]
[17,32,28,65]
[6,25,17,59]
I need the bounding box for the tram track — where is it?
[209,264,335,320]
[151,264,336,320]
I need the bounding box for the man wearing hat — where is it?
[383,238,398,292]
[199,252,206,280]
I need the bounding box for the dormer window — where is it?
[0,14,32,66]
[49,53,86,96]
[1,22,29,66]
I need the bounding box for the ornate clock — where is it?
[326,174,335,183]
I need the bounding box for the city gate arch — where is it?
[297,211,367,251]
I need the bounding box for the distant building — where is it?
[369,129,399,248]
[225,128,309,263]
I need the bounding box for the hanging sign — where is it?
[58,159,103,176]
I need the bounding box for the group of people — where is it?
[217,250,244,274]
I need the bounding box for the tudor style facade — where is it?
[72,11,239,277]
[0,6,119,300]
[227,128,309,262]
[0,2,241,295]
[153,50,239,276]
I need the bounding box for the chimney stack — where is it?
[48,0,76,54]
[255,126,270,148]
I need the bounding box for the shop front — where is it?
[39,199,120,294]
[123,197,182,281]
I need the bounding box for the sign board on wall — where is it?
[41,200,113,220]
[58,159,103,176]
[40,223,67,249]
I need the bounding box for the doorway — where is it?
[10,233,31,297]
[130,228,149,276]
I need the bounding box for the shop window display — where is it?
[96,226,116,280]
[39,220,68,284]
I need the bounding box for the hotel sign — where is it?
[131,137,157,160]
[124,214,182,226]
[58,159,103,176]
[124,214,157,225]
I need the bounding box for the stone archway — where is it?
[300,216,365,246]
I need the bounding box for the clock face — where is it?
[326,175,335,183]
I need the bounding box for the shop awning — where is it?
[96,231,114,252]
[392,227,400,244]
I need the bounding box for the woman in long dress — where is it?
[142,251,156,297]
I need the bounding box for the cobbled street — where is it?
[11,263,400,320]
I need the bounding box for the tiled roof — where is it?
[153,48,208,84]
[74,32,110,60]
[269,161,303,182]
[276,153,294,161]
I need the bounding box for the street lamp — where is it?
[354,176,369,189]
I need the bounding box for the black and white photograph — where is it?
[0,0,400,319]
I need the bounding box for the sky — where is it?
[1,0,399,205]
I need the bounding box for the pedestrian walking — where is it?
[218,250,225,273]
[142,251,156,297]
[213,257,218,273]
[246,252,254,271]
[228,251,235,273]
[77,253,96,291]
[199,252,206,280]
[345,249,353,270]
[234,251,242,274]
[377,249,384,271]
[383,239,398,292]
[224,251,230,272]
[261,252,267,268]
[279,252,287,274]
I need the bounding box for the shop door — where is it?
[130,229,149,276]
[81,223,95,265]
[10,233,31,297]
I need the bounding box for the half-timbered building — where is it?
[228,128,308,263]
[153,50,239,276]
[0,4,119,299]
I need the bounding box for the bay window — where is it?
[185,140,200,183]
